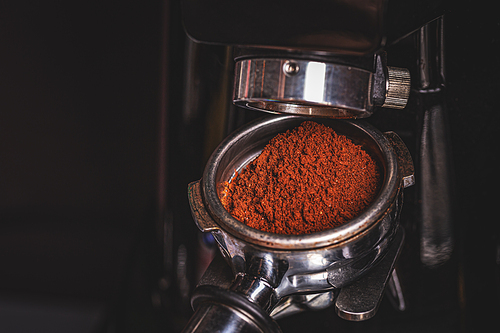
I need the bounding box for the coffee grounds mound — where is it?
[220,121,381,235]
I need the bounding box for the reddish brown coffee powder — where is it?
[220,121,381,235]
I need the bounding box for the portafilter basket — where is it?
[187,115,414,328]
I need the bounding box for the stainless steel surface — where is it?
[233,58,411,118]
[271,226,405,320]
[386,269,406,311]
[335,225,404,321]
[182,302,266,333]
[186,256,283,333]
[187,225,405,325]
[270,291,338,319]
[230,274,277,311]
[326,223,398,289]
[204,212,398,301]
[234,59,374,118]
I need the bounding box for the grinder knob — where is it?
[382,66,411,109]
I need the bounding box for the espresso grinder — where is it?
[177,1,453,331]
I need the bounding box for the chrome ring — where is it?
[233,59,374,118]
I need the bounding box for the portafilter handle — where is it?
[182,254,282,333]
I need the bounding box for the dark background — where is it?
[0,1,498,332]
[0,1,164,331]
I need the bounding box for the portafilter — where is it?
[184,115,414,332]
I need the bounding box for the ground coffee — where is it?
[220,121,381,235]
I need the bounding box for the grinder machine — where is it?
[175,0,456,332]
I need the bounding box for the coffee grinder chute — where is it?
[180,1,446,332]
[232,54,410,118]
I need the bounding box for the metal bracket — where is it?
[188,180,220,232]
[384,132,415,188]
[335,225,405,321]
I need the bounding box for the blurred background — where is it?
[0,1,498,332]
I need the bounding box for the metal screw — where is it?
[382,66,411,109]
[283,61,299,76]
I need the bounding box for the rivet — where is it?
[283,61,299,76]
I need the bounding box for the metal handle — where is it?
[183,284,282,333]
[188,180,220,232]
[183,255,283,333]
[383,132,415,188]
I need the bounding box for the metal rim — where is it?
[233,58,374,119]
[201,115,400,250]
[238,100,369,119]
